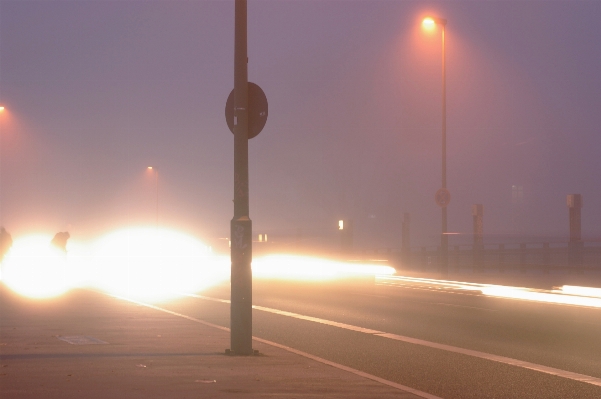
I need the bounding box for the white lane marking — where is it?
[110,294,441,399]
[185,293,601,388]
[110,294,229,332]
[252,304,382,334]
[251,336,443,399]
[184,294,380,334]
[374,332,601,387]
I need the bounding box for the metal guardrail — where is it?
[349,242,601,272]
[399,242,601,272]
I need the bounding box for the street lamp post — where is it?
[230,0,253,356]
[423,17,449,278]
[147,166,158,227]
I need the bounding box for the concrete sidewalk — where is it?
[0,284,425,399]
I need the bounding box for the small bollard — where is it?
[567,194,583,271]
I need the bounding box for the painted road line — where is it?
[185,292,601,388]
[252,304,382,334]
[251,335,443,399]
[184,294,380,333]
[111,293,441,399]
[109,294,230,332]
[374,332,601,387]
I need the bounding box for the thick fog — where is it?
[1,1,600,249]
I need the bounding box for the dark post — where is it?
[401,213,410,267]
[230,0,253,356]
[567,194,583,270]
[440,22,448,279]
[472,204,483,272]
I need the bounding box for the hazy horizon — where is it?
[1,1,600,249]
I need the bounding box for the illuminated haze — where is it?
[1,1,601,248]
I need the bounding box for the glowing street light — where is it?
[422,17,436,30]
[422,16,449,278]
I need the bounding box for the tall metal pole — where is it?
[230,0,253,355]
[440,22,448,278]
[155,169,159,228]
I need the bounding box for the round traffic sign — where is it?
[435,188,451,208]
[225,82,268,139]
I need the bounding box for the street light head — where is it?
[147,166,153,170]
[422,16,447,30]
[0,106,5,112]
[422,17,436,30]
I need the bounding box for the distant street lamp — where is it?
[423,16,449,278]
[147,166,158,227]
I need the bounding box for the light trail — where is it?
[5,227,596,309]
[376,275,601,309]
[252,254,395,281]
[561,285,601,299]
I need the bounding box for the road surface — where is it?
[158,275,601,399]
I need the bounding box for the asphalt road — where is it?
[160,275,601,399]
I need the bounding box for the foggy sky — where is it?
[1,1,600,249]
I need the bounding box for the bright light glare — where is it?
[91,228,228,302]
[0,235,73,298]
[253,255,395,281]
[422,17,436,30]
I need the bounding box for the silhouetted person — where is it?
[0,227,13,262]
[51,231,70,253]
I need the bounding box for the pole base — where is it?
[225,349,260,356]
